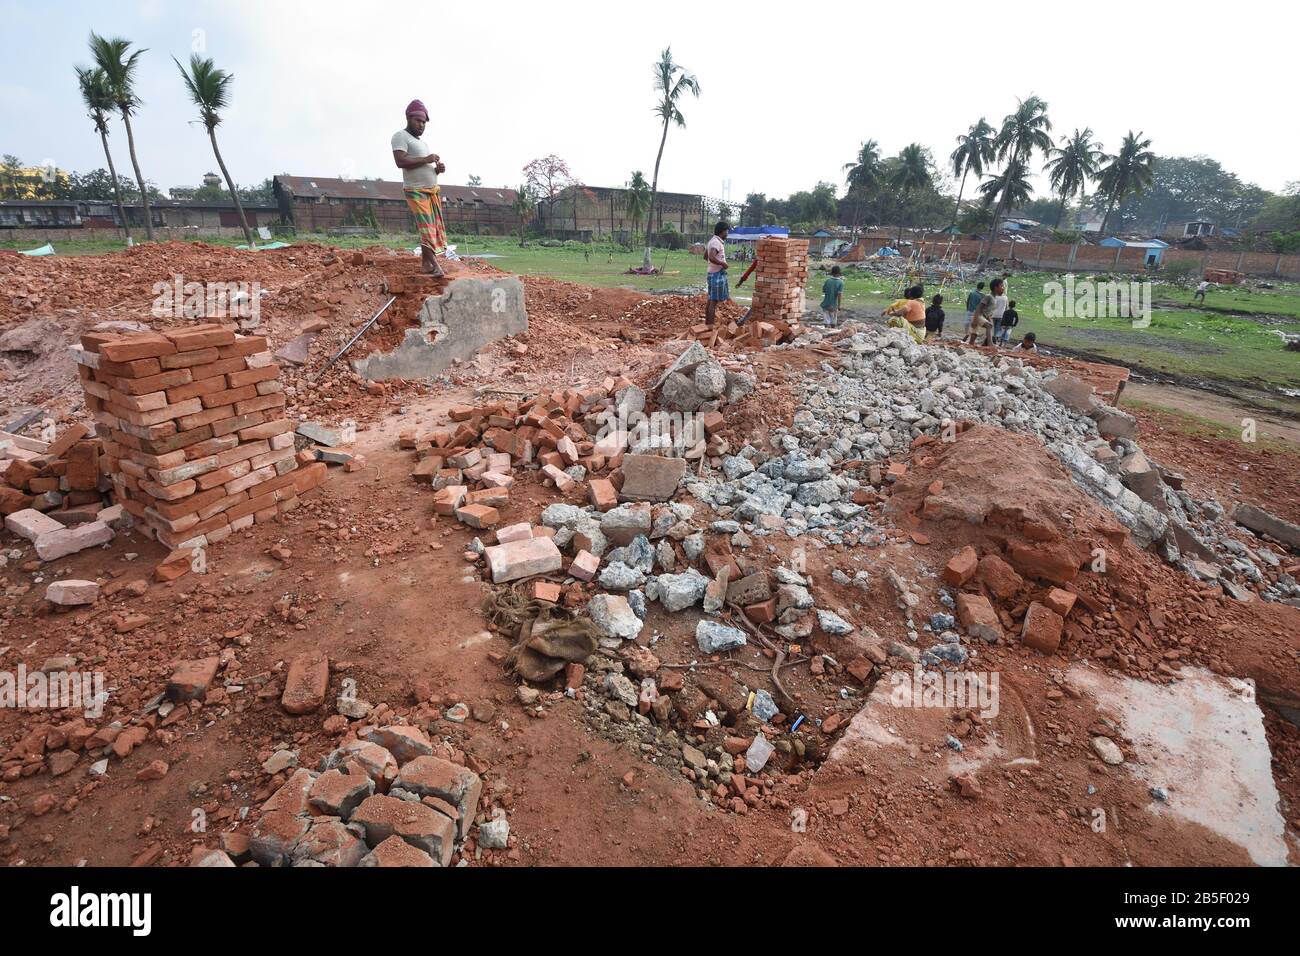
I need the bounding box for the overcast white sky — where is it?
[1,0,1294,202]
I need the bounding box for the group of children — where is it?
[860,274,1036,352]
[706,225,1036,352]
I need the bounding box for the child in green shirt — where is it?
[820,265,845,327]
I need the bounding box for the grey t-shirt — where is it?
[391,128,437,189]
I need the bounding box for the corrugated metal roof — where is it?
[275,175,516,207]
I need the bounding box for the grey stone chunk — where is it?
[696,620,748,653]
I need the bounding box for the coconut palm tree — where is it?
[981,95,1053,262]
[1096,131,1156,236]
[977,159,1033,209]
[626,171,650,243]
[843,139,882,238]
[511,184,536,245]
[89,33,154,241]
[948,118,995,229]
[1044,128,1103,229]
[979,160,1034,263]
[173,54,253,245]
[641,48,700,270]
[75,65,130,241]
[889,143,933,248]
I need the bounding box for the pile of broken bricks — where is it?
[2,420,128,566]
[403,371,733,536]
[943,543,1085,655]
[66,325,328,578]
[230,724,489,868]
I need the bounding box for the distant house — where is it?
[1061,206,1105,233]
[1099,236,1169,267]
[1166,219,1217,240]
[273,175,521,236]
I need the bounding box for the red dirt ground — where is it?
[1,243,1296,867]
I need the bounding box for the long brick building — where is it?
[272,175,521,236]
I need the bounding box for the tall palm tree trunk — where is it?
[120,111,154,241]
[1055,193,1068,230]
[208,127,253,245]
[980,166,1015,266]
[950,168,968,229]
[1100,199,1117,237]
[97,126,131,242]
[641,118,670,270]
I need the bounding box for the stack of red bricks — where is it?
[70,324,326,551]
[749,236,809,327]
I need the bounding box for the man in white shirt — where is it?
[705,221,730,327]
[1193,279,1211,305]
[391,99,447,275]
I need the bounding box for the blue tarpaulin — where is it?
[19,243,55,256]
[727,226,789,241]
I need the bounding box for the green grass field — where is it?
[6,231,1298,401]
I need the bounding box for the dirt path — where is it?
[1122,382,1300,445]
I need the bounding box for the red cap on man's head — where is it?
[405,99,428,120]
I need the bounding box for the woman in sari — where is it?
[391,99,447,275]
[882,284,928,344]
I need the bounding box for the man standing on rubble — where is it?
[705,221,730,327]
[392,99,447,276]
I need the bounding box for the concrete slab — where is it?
[352,276,527,381]
[1067,664,1288,867]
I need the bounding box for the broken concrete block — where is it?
[600,502,652,546]
[1042,373,1096,413]
[1234,503,1300,550]
[5,508,65,542]
[1089,404,1137,439]
[619,454,687,502]
[297,421,345,447]
[352,276,527,382]
[45,579,99,606]
[588,593,643,641]
[34,521,113,562]
[484,536,562,584]
[274,332,317,366]
[696,620,747,653]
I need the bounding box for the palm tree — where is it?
[1044,128,1103,229]
[977,159,1033,209]
[948,118,995,229]
[75,65,130,241]
[842,140,882,238]
[981,95,1053,262]
[511,185,536,245]
[889,143,933,248]
[979,160,1034,263]
[173,54,253,246]
[1096,131,1156,236]
[641,48,700,270]
[89,33,154,241]
[625,171,650,243]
